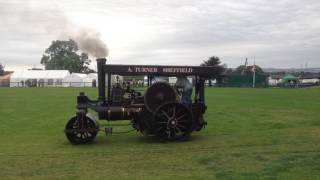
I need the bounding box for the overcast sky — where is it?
[1,0,320,70]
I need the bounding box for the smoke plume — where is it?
[17,7,109,58]
[72,30,109,58]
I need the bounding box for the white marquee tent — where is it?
[10,70,124,88]
[10,70,70,87]
[62,73,88,87]
[83,73,98,87]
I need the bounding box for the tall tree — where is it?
[0,63,4,75]
[41,39,93,73]
[201,56,226,85]
[235,65,264,74]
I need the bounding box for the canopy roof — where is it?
[87,73,97,78]
[282,74,298,81]
[70,73,87,78]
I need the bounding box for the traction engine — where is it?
[65,58,217,144]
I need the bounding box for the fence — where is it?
[221,74,269,88]
[1,81,97,88]
[2,80,319,88]
[0,80,10,87]
[1,81,146,88]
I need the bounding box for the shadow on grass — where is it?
[62,131,206,147]
[134,133,205,143]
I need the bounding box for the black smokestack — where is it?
[97,58,106,103]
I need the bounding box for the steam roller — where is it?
[65,58,214,144]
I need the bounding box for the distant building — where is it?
[0,74,11,87]
[268,74,282,86]
[299,74,320,85]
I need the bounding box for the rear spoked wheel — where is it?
[65,115,99,144]
[153,102,193,141]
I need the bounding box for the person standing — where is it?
[175,76,193,105]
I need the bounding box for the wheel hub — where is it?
[168,118,177,128]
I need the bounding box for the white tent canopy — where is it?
[10,70,70,87]
[62,73,100,87]
[72,73,87,78]
[10,70,124,87]
[63,73,123,87]
[87,73,97,79]
[62,73,88,87]
[83,73,98,87]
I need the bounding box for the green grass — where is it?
[0,87,320,179]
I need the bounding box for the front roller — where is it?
[152,102,194,141]
[65,112,99,144]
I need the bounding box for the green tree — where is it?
[0,63,4,75]
[235,65,264,75]
[41,39,93,73]
[201,56,226,85]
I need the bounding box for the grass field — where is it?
[0,87,320,179]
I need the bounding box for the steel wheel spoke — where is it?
[170,129,175,139]
[173,127,180,135]
[177,124,188,130]
[157,116,168,122]
[155,121,167,124]
[167,129,175,139]
[175,126,182,134]
[155,126,165,132]
[171,106,176,118]
[160,110,171,120]
[175,109,184,117]
[177,120,190,124]
[176,114,186,121]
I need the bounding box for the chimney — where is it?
[97,58,106,103]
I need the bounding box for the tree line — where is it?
[39,39,263,80]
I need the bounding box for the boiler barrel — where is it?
[98,107,139,120]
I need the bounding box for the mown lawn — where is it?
[0,87,319,179]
